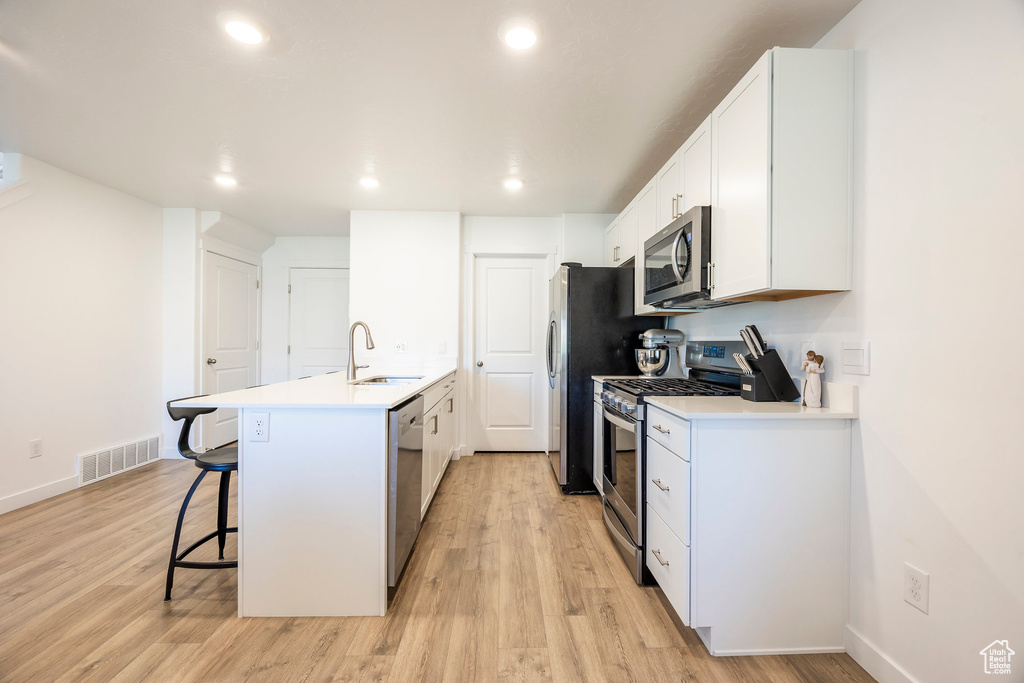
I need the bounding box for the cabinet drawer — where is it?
[423,372,456,412]
[646,504,690,626]
[646,406,689,459]
[646,438,690,545]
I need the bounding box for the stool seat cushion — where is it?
[195,447,238,471]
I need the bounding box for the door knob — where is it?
[207,358,217,365]
[477,361,483,367]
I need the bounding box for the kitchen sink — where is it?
[352,376,424,385]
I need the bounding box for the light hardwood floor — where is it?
[0,453,875,682]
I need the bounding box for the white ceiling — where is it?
[0,0,859,235]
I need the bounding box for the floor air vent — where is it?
[79,435,161,486]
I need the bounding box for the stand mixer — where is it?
[635,329,686,377]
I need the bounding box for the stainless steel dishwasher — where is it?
[387,395,424,587]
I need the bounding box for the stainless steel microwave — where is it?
[643,205,714,309]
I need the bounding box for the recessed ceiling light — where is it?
[504,26,537,50]
[504,178,524,192]
[215,175,238,187]
[219,13,269,45]
[360,176,380,189]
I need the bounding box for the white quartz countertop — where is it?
[171,366,457,410]
[646,395,857,420]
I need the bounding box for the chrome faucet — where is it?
[348,321,376,380]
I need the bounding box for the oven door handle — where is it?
[603,408,641,435]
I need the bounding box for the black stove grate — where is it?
[605,377,740,397]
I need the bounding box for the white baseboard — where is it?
[161,447,186,460]
[0,475,78,516]
[846,625,918,683]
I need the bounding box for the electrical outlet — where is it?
[250,412,270,442]
[904,563,930,614]
[29,439,43,459]
[395,342,407,353]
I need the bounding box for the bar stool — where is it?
[164,399,238,601]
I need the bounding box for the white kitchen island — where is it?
[171,366,456,618]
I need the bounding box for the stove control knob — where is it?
[622,401,637,416]
[613,396,624,410]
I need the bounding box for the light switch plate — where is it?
[841,341,870,375]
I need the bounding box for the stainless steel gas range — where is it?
[599,340,746,584]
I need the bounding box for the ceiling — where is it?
[0,0,859,235]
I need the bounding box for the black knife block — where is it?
[740,372,777,402]
[744,349,801,402]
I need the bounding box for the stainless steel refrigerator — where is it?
[546,264,649,493]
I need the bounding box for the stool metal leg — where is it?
[217,471,231,560]
[165,469,208,601]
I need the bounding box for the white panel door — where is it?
[202,251,259,448]
[288,268,349,380]
[711,50,772,300]
[473,256,548,452]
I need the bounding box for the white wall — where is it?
[161,209,200,458]
[260,237,350,384]
[561,213,614,267]
[0,155,163,512]
[161,210,269,455]
[349,211,460,370]
[464,215,561,260]
[671,1,1024,680]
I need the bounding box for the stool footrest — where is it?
[175,559,238,570]
[175,528,239,563]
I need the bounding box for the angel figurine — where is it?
[801,351,825,408]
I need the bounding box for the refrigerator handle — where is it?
[546,320,556,380]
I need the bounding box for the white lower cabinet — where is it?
[646,438,690,545]
[421,373,457,519]
[645,503,690,627]
[644,403,851,655]
[593,399,603,493]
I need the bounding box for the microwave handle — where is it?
[670,229,686,284]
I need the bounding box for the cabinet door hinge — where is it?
[256,280,260,289]
[288,284,292,294]
[288,345,291,354]
[256,340,259,350]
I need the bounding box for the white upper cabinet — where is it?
[679,116,712,211]
[710,48,852,301]
[634,179,662,315]
[633,117,712,316]
[656,154,682,230]
[603,217,618,266]
[617,201,637,265]
[604,201,637,267]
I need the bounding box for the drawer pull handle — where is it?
[652,478,670,492]
[652,424,670,435]
[652,549,670,566]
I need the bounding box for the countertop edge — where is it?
[645,396,857,421]
[170,367,457,410]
